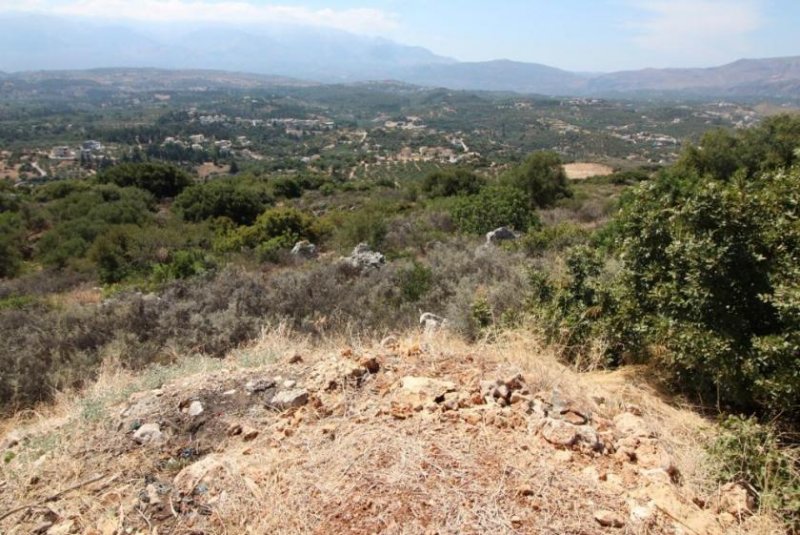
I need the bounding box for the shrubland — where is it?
[1,115,800,529]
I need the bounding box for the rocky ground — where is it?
[0,330,780,534]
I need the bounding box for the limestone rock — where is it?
[187,400,204,417]
[173,454,236,496]
[399,376,456,404]
[291,240,318,259]
[132,423,163,445]
[486,226,517,245]
[344,243,385,273]
[419,312,447,332]
[270,389,309,410]
[540,418,601,452]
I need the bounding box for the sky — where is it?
[0,0,798,71]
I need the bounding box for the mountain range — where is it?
[1,14,798,99]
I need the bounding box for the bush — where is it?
[503,151,572,209]
[450,185,539,234]
[612,165,800,416]
[97,162,191,198]
[421,168,485,198]
[220,207,319,260]
[175,178,273,225]
[709,416,800,529]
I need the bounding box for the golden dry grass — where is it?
[0,328,784,534]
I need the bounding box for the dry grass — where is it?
[0,328,785,534]
[563,163,614,181]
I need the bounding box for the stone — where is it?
[540,418,601,452]
[594,510,625,528]
[173,454,236,496]
[132,423,163,445]
[283,380,297,389]
[289,354,304,364]
[486,226,517,245]
[310,358,368,391]
[245,378,276,394]
[344,243,385,273]
[717,482,755,517]
[187,401,204,417]
[613,412,652,438]
[419,312,447,332]
[270,389,309,410]
[399,376,456,404]
[291,240,318,259]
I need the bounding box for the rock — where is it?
[242,427,259,441]
[717,482,755,517]
[344,242,385,273]
[173,454,236,496]
[399,376,456,404]
[270,389,309,410]
[540,418,601,452]
[132,423,163,445]
[245,378,276,394]
[310,358,368,391]
[613,412,652,438]
[486,226,518,245]
[283,380,297,389]
[291,240,317,259]
[289,354,304,364]
[187,401,204,417]
[419,312,447,332]
[594,510,625,528]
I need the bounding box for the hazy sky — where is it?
[1,0,798,70]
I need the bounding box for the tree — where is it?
[421,168,485,198]
[503,151,571,209]
[97,162,191,199]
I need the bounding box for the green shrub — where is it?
[709,416,800,529]
[398,261,433,302]
[332,209,389,250]
[174,178,273,225]
[450,185,539,234]
[503,151,572,209]
[220,207,319,259]
[421,168,485,198]
[612,165,800,416]
[97,162,191,198]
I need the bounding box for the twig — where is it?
[0,473,111,522]
[654,504,702,535]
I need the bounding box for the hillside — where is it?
[0,329,778,534]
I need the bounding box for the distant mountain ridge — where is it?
[0,14,798,99]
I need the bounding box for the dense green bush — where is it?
[450,185,539,234]
[97,162,191,198]
[0,212,25,278]
[503,151,572,209]
[421,168,485,198]
[613,165,800,416]
[218,206,319,260]
[37,185,155,268]
[175,178,273,225]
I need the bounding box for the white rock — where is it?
[188,401,204,417]
[133,423,163,445]
[270,389,309,410]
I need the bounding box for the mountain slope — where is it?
[587,56,800,98]
[400,59,588,95]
